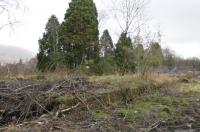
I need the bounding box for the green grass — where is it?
[92,110,109,119]
[157,105,178,118]
[118,101,153,120]
[119,108,139,120]
[127,123,136,129]
[53,96,73,108]
[117,93,185,121]
[145,94,174,106]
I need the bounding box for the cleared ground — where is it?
[0,74,199,132]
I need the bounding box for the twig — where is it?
[56,102,80,117]
[74,92,91,112]
[84,91,108,110]
[47,80,66,93]
[32,99,51,114]
[53,126,67,131]
[145,119,165,132]
[14,84,40,92]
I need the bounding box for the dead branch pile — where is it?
[0,76,91,126]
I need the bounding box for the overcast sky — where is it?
[0,0,200,58]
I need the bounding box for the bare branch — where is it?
[0,0,23,30]
[112,0,149,36]
[114,15,124,33]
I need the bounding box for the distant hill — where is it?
[0,45,35,64]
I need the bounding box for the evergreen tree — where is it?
[133,34,144,72]
[135,44,144,61]
[163,48,175,70]
[37,15,61,71]
[99,29,113,57]
[135,44,144,71]
[60,0,99,68]
[148,42,163,67]
[115,33,135,75]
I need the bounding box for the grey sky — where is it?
[150,0,200,58]
[0,0,200,58]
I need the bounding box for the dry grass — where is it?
[90,74,177,89]
[90,74,137,83]
[89,74,139,90]
[0,124,20,132]
[175,81,200,93]
[148,73,178,84]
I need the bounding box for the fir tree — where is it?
[37,15,61,71]
[99,29,113,57]
[60,0,99,68]
[133,34,144,72]
[115,33,135,75]
[148,42,163,67]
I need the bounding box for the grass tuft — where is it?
[92,110,109,119]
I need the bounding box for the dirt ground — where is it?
[0,75,199,132]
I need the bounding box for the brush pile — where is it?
[0,76,91,126]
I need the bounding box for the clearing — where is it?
[0,74,199,132]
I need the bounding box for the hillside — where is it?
[0,45,35,64]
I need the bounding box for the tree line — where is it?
[36,0,200,76]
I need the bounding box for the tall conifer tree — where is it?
[37,15,60,71]
[148,42,163,67]
[99,29,113,57]
[60,0,99,68]
[115,33,135,75]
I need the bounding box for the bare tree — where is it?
[139,28,164,79]
[0,0,22,30]
[110,0,149,76]
[112,0,148,36]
